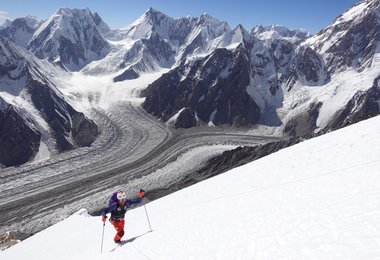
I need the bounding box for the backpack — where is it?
[108,191,119,206]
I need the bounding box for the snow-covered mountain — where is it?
[27,8,110,71]
[0,16,42,48]
[251,24,310,43]
[0,36,99,167]
[285,0,380,135]
[143,44,262,127]
[1,2,379,167]
[143,0,380,134]
[0,96,41,167]
[2,115,380,258]
[1,3,380,254]
[83,8,230,81]
[304,0,380,73]
[142,26,328,128]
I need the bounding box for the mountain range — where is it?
[0,0,379,167]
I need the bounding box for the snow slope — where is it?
[2,115,380,259]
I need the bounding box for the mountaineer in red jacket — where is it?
[101,189,145,243]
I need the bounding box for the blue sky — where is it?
[0,0,360,33]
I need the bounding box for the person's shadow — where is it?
[110,230,153,251]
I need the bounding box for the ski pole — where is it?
[143,204,152,232]
[100,222,105,253]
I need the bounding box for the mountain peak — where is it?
[200,12,212,19]
[146,7,162,14]
[91,11,110,33]
[250,24,310,43]
[130,7,171,29]
[198,12,228,28]
[142,7,167,21]
[331,0,379,27]
[56,7,91,15]
[235,24,246,31]
[28,7,110,71]
[231,24,250,39]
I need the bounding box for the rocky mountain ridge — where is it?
[0,1,379,167]
[0,16,42,48]
[28,8,110,71]
[142,0,380,133]
[0,37,99,167]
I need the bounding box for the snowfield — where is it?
[2,115,380,260]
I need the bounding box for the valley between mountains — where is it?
[0,84,280,238]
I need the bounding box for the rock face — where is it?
[27,79,99,151]
[0,16,42,48]
[124,31,176,73]
[0,36,27,83]
[0,36,99,167]
[0,232,21,251]
[28,8,110,71]
[143,45,261,127]
[0,98,41,167]
[194,137,303,183]
[142,1,379,133]
[324,76,380,131]
[307,0,380,73]
[86,8,230,77]
[296,47,326,83]
[113,68,139,82]
[174,108,197,128]
[284,102,322,137]
[71,112,100,147]
[142,30,328,128]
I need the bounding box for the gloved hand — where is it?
[102,216,107,223]
[139,189,145,198]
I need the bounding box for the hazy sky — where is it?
[0,0,361,33]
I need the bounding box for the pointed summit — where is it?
[139,7,168,25]
[138,7,169,25]
[91,12,110,33]
[210,23,251,50]
[198,12,229,29]
[124,8,174,39]
[145,7,164,16]
[28,8,110,71]
[231,24,250,41]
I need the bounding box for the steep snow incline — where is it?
[2,115,380,259]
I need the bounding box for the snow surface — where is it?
[59,69,169,112]
[335,0,370,25]
[2,115,380,260]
